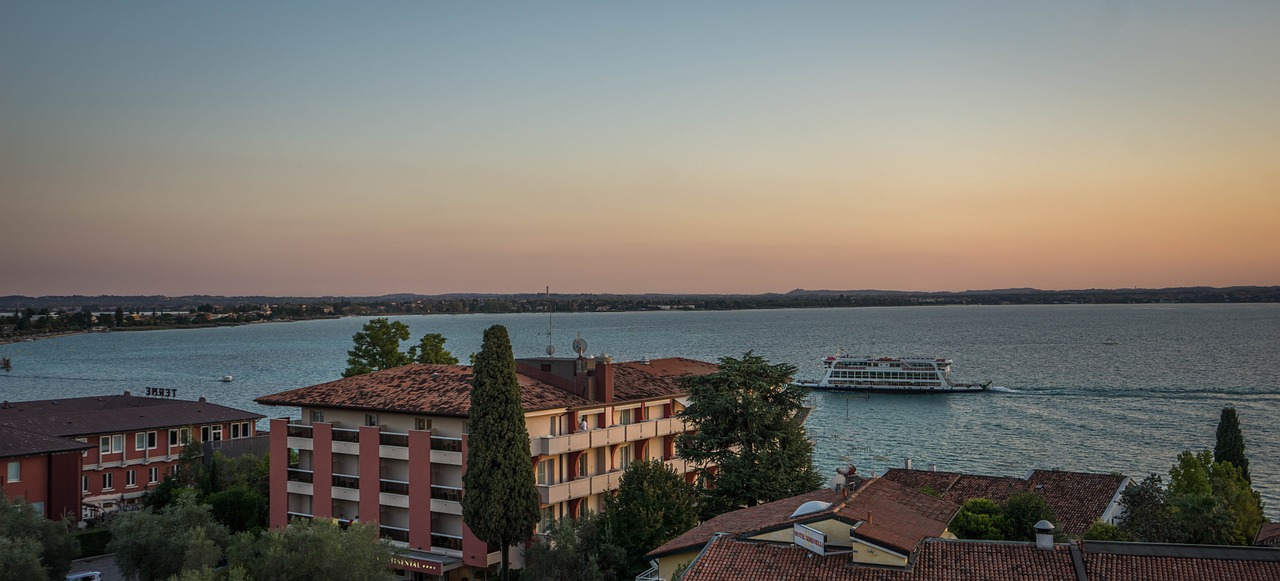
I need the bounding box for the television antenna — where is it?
[544,286,555,356]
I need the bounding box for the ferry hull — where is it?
[792,381,992,394]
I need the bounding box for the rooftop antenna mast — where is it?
[544,286,555,356]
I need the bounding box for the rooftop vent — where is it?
[1035,520,1055,550]
[789,501,832,519]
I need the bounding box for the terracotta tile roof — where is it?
[679,536,1077,581]
[881,468,1127,537]
[1081,541,1280,581]
[255,364,592,416]
[0,394,264,438]
[1257,523,1280,547]
[648,477,958,558]
[611,358,719,402]
[0,424,93,459]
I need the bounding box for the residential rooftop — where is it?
[0,424,94,459]
[0,392,265,438]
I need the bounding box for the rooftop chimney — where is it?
[928,462,937,472]
[904,458,913,470]
[595,355,614,403]
[1034,520,1055,550]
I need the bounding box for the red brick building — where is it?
[0,391,264,518]
[0,424,92,519]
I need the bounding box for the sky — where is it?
[2,1,1278,296]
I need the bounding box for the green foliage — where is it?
[1082,520,1133,541]
[1214,407,1250,482]
[169,566,253,581]
[1172,493,1238,545]
[675,351,822,517]
[461,325,540,581]
[918,485,940,498]
[225,519,394,581]
[0,495,79,580]
[1169,450,1214,497]
[1208,460,1264,545]
[108,497,230,581]
[1166,449,1264,545]
[343,318,412,377]
[1000,492,1056,541]
[522,512,627,581]
[409,332,459,364]
[1117,474,1185,543]
[72,527,112,557]
[607,460,700,574]
[206,484,268,532]
[950,498,1005,540]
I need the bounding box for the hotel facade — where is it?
[256,354,716,581]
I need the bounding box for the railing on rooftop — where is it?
[431,485,463,502]
[287,424,312,438]
[431,436,462,453]
[380,479,409,495]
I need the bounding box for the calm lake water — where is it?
[2,304,1277,516]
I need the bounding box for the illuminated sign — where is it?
[794,523,826,556]
[389,555,441,575]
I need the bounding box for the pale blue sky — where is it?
[3,2,1278,295]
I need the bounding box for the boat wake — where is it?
[987,385,1020,393]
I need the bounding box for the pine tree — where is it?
[1214,407,1250,482]
[675,351,823,518]
[461,325,539,581]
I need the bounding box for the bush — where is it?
[73,528,112,557]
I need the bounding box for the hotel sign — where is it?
[389,555,441,575]
[794,523,826,556]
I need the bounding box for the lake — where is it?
[3,303,1277,516]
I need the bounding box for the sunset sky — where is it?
[3,2,1278,296]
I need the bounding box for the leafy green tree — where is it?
[522,512,627,581]
[606,460,699,574]
[950,498,1005,540]
[1000,492,1056,541]
[1167,449,1263,545]
[169,566,253,581]
[206,484,267,533]
[1215,407,1250,482]
[1083,520,1133,541]
[1208,460,1264,545]
[408,332,459,365]
[108,497,230,581]
[1169,450,1214,497]
[675,352,822,517]
[1116,474,1184,543]
[461,325,540,581]
[343,318,412,377]
[225,519,394,581]
[0,496,78,580]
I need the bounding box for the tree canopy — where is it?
[461,324,540,581]
[225,519,394,581]
[522,511,627,581]
[675,351,822,518]
[0,496,79,581]
[1214,407,1250,482]
[607,460,700,574]
[108,497,231,581]
[343,318,459,376]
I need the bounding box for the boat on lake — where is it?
[218,375,233,382]
[793,352,992,394]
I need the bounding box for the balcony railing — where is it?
[431,436,462,452]
[379,431,409,447]
[287,424,313,438]
[380,479,409,495]
[432,533,463,551]
[332,428,360,443]
[380,525,410,543]
[332,473,359,489]
[286,511,313,522]
[287,468,313,484]
[431,485,463,502]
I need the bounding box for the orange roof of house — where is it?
[648,476,959,558]
[881,468,1128,537]
[255,358,717,416]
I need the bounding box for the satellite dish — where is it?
[546,345,556,356]
[572,334,587,357]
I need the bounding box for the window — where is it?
[211,426,223,441]
[113,434,124,453]
[126,470,137,488]
[201,426,211,442]
[82,476,89,493]
[310,410,325,423]
[231,423,240,439]
[100,436,110,455]
[76,438,88,457]
[102,473,114,491]
[619,409,634,425]
[549,417,558,436]
[365,413,379,427]
[136,433,147,451]
[169,429,179,447]
[578,454,588,478]
[241,422,252,437]
[619,444,632,470]
[415,417,431,431]
[147,431,157,449]
[180,427,191,445]
[149,467,159,484]
[539,506,555,533]
[6,461,19,483]
[536,460,553,485]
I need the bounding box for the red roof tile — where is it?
[0,424,93,459]
[611,358,719,401]
[0,393,264,438]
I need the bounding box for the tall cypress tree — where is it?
[1214,407,1250,482]
[461,325,539,581]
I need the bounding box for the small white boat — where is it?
[218,375,234,382]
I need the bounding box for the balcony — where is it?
[430,436,462,452]
[379,431,409,447]
[380,479,409,495]
[287,468,313,484]
[431,485,463,503]
[537,470,623,504]
[332,473,359,490]
[332,428,360,443]
[380,525,410,543]
[432,533,463,551]
[287,424,313,438]
[532,416,686,456]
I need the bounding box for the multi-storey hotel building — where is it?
[256,354,716,581]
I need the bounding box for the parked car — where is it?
[66,572,103,581]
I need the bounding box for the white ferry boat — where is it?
[793,352,992,394]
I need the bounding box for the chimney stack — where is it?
[1034,521,1055,550]
[904,458,913,470]
[928,462,937,472]
[595,355,614,403]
